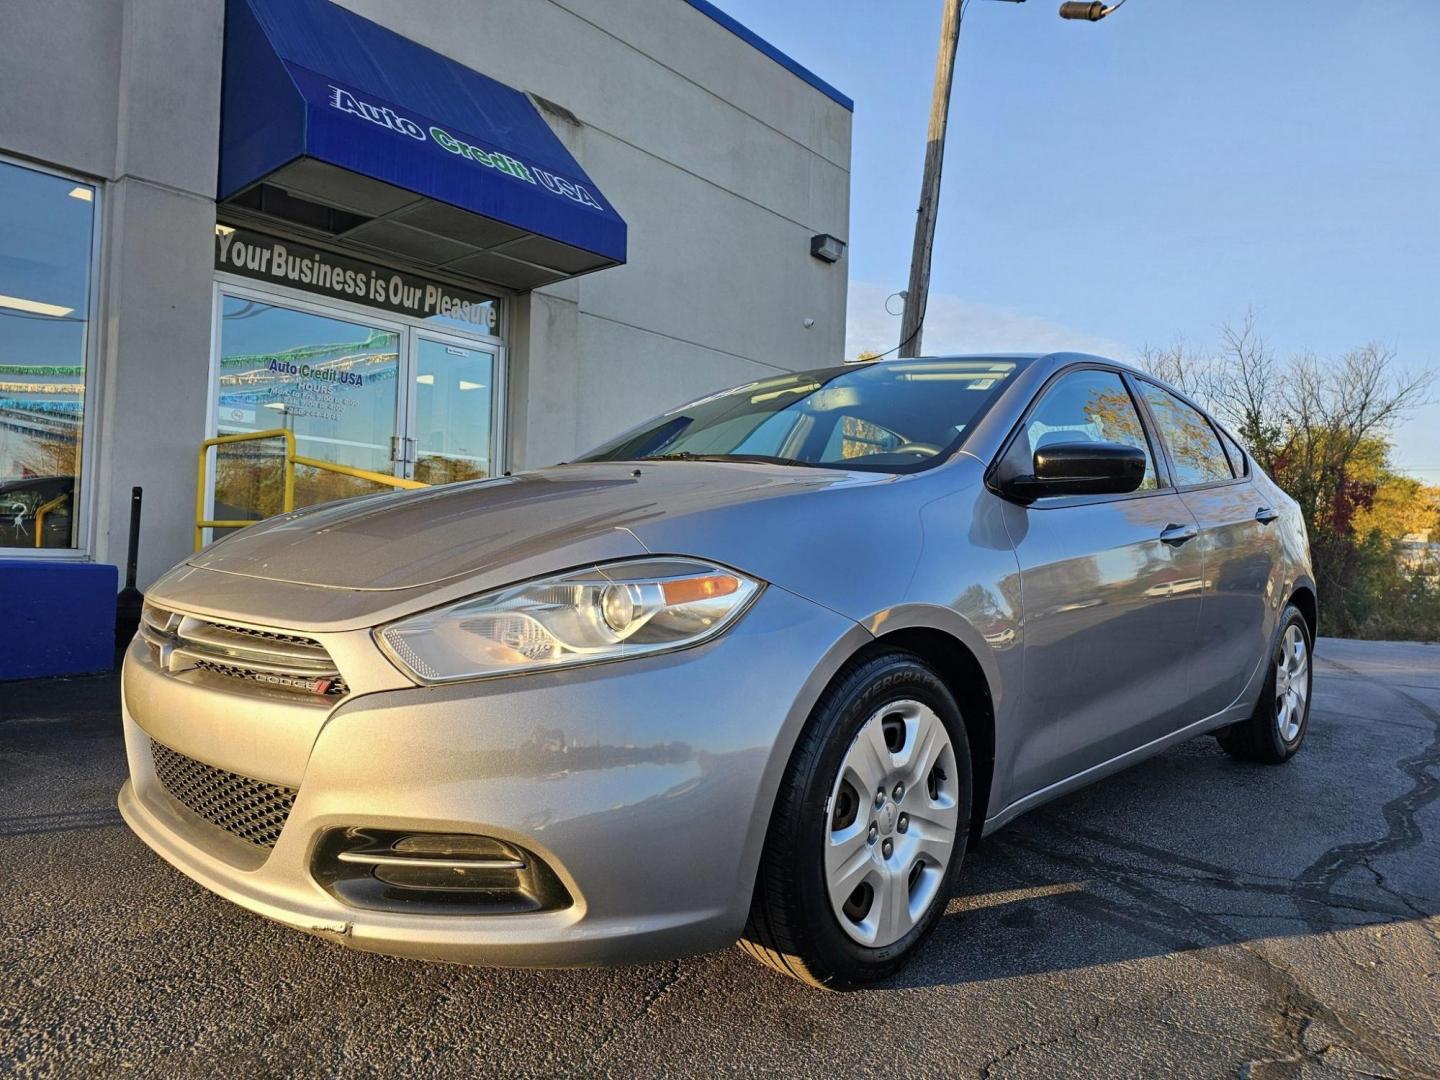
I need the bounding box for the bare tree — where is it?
[1211,309,1283,473]
[1137,338,1216,403]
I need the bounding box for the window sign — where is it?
[0,159,97,550]
[214,296,401,523]
[215,226,499,334]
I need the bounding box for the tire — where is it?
[1216,604,1313,764]
[739,648,973,989]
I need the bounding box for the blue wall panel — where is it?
[0,562,117,680]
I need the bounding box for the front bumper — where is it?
[118,583,865,967]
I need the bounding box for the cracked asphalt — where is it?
[3,637,1438,1078]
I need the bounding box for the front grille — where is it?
[191,659,349,696]
[196,622,320,647]
[141,605,346,699]
[150,739,296,849]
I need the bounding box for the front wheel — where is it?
[1217,604,1313,764]
[739,649,972,989]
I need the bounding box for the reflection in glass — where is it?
[581,361,1020,473]
[1024,369,1158,492]
[214,297,399,524]
[0,160,96,548]
[414,339,494,485]
[1139,384,1233,487]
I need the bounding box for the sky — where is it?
[715,0,1440,482]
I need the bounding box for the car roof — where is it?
[791,352,1130,384]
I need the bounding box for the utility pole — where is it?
[898,0,964,358]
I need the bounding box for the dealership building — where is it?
[0,0,852,676]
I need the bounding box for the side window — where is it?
[1138,383,1234,486]
[1017,369,1158,494]
[1218,428,1249,477]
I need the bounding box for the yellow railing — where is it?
[195,428,427,550]
[33,491,70,548]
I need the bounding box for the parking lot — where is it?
[3,637,1437,1078]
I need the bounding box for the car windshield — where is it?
[578,359,1025,472]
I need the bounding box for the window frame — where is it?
[1131,375,1248,493]
[0,152,105,560]
[985,362,1175,509]
[1217,426,1250,478]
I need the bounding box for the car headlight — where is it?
[376,558,762,683]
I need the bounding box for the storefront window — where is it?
[0,159,97,550]
[214,296,401,523]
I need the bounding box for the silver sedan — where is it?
[119,354,1315,988]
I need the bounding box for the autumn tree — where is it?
[1139,312,1434,637]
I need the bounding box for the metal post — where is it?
[115,486,144,650]
[124,487,142,590]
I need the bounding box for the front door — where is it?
[1000,367,1206,803]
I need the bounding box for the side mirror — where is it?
[1002,441,1147,501]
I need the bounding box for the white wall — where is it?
[339,0,853,466]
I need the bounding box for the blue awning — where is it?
[220,0,626,289]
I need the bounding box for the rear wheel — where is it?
[1217,604,1313,764]
[739,649,972,989]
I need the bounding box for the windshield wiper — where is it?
[649,452,807,467]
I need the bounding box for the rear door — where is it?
[1134,380,1278,717]
[999,367,1206,801]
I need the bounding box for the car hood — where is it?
[187,461,879,592]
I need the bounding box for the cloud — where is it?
[845,281,1136,363]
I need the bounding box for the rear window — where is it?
[1139,382,1234,486]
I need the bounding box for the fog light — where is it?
[312,828,573,915]
[391,834,522,861]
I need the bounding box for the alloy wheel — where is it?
[1274,623,1310,743]
[824,699,960,948]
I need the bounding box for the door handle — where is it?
[1255,506,1280,525]
[1159,523,1198,546]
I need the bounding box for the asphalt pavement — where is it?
[3,638,1438,1078]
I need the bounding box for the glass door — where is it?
[212,292,404,525]
[406,331,501,484]
[207,287,504,538]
